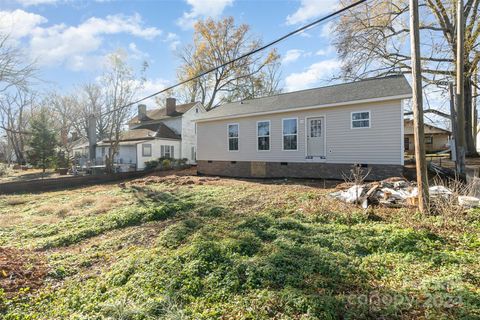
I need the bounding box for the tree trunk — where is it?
[464,74,477,156]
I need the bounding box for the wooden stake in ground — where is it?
[456,0,466,174]
[409,0,429,213]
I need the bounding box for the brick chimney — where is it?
[166,98,176,116]
[137,104,147,121]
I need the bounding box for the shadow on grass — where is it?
[34,186,197,250]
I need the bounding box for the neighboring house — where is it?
[195,75,412,180]
[70,99,204,171]
[403,119,451,155]
[124,98,205,169]
[96,125,181,171]
[70,137,90,166]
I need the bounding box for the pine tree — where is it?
[28,111,57,174]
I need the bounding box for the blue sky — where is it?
[0,0,341,104]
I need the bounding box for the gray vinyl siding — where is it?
[197,99,403,165]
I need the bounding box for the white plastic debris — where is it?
[429,185,453,197]
[393,181,409,189]
[409,186,453,199]
[330,185,364,204]
[458,196,480,208]
[379,187,412,201]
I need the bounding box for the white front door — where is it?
[307,117,325,157]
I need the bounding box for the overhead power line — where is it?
[100,0,368,117]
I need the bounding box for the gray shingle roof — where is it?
[198,75,412,121]
[101,124,181,144]
[131,123,181,140]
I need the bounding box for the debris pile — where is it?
[0,247,48,296]
[330,177,480,209]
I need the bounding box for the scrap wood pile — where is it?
[330,177,480,209]
[0,247,48,296]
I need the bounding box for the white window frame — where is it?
[425,135,433,145]
[256,120,271,152]
[191,146,196,161]
[161,145,174,158]
[227,123,239,152]
[351,111,371,129]
[142,144,152,157]
[282,117,298,151]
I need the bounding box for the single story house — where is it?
[195,75,412,180]
[403,119,451,155]
[70,137,90,166]
[96,124,181,171]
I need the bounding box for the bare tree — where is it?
[0,89,35,164]
[48,92,78,156]
[65,83,107,142]
[0,34,36,93]
[333,0,479,154]
[175,17,281,109]
[101,50,144,172]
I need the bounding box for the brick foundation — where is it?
[197,160,404,181]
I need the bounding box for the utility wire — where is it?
[100,0,368,117]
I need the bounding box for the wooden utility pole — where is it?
[456,0,466,174]
[409,0,429,213]
[449,82,459,167]
[474,68,478,151]
[88,114,96,164]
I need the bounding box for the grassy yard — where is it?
[0,173,479,319]
[0,168,62,183]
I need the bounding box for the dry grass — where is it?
[72,196,96,208]
[89,197,121,215]
[4,197,29,206]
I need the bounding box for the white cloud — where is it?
[320,20,334,38]
[0,9,47,39]
[165,32,181,51]
[67,54,106,72]
[284,59,340,91]
[282,49,304,64]
[15,0,58,6]
[177,0,233,29]
[136,78,170,106]
[128,42,150,61]
[286,0,338,25]
[315,45,334,56]
[0,10,162,69]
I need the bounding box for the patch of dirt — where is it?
[0,247,48,296]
